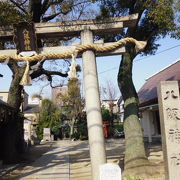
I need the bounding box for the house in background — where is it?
[23,102,40,145]
[0,91,8,102]
[0,90,29,111]
[0,90,40,145]
[138,60,180,143]
[117,97,124,123]
[101,99,124,126]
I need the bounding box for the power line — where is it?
[134,44,180,62]
[98,44,180,75]
[99,67,118,74]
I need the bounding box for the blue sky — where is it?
[97,36,180,94]
[0,36,180,100]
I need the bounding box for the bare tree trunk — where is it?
[109,103,114,126]
[109,104,114,137]
[7,68,23,112]
[70,116,76,139]
[117,47,148,171]
[4,64,25,162]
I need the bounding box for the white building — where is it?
[117,97,124,123]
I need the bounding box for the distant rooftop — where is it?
[102,99,118,101]
[138,60,180,106]
[0,99,14,109]
[24,104,40,113]
[145,59,180,81]
[0,90,29,95]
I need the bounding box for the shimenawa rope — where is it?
[0,37,147,85]
[0,37,147,62]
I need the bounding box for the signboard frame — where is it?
[13,22,37,54]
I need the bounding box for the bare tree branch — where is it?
[38,82,50,96]
[43,69,68,78]
[30,58,46,73]
[9,0,28,14]
[41,0,50,15]
[31,68,68,80]
[73,0,90,7]
[42,12,61,22]
[50,80,64,88]
[19,0,28,6]
[41,0,64,16]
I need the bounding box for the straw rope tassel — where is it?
[68,54,77,79]
[20,61,32,86]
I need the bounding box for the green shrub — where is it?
[76,118,88,138]
[80,135,88,140]
[102,108,111,121]
[35,99,63,140]
[71,132,80,139]
[114,123,124,132]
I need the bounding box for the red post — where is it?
[103,121,109,138]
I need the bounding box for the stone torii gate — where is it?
[0,13,144,180]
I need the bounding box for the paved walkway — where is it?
[1,139,165,180]
[16,141,70,180]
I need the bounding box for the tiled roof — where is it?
[23,104,40,113]
[0,99,14,108]
[138,60,180,106]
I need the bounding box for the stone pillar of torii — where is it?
[0,13,146,180]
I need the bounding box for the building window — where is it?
[0,96,3,101]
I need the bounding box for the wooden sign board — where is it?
[13,22,37,54]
